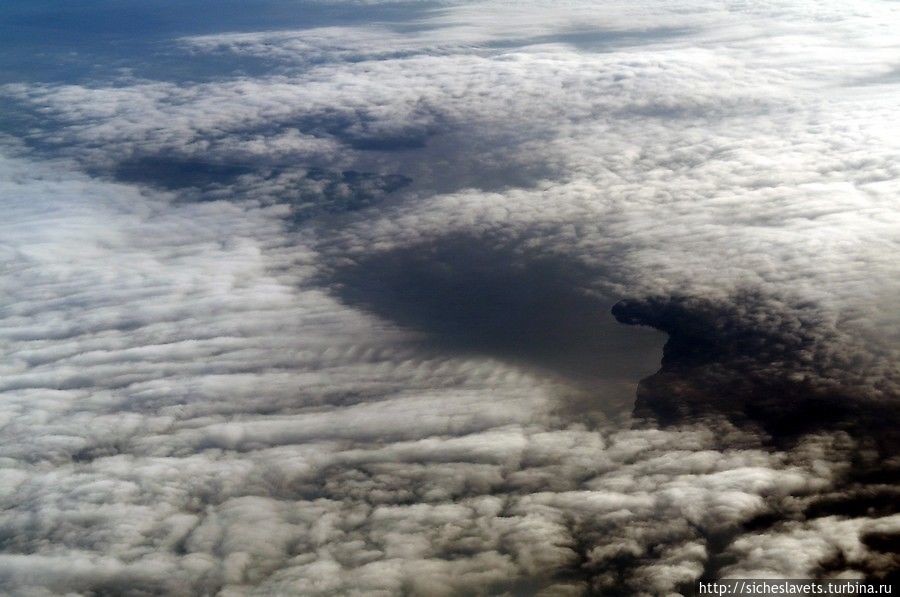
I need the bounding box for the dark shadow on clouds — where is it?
[106,155,412,220]
[483,27,693,52]
[328,231,900,449]
[327,234,666,419]
[112,156,256,190]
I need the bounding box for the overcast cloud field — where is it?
[1,1,899,595]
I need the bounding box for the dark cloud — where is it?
[613,294,900,443]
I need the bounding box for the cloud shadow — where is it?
[326,234,666,420]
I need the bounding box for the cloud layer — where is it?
[1,0,899,594]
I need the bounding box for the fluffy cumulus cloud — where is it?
[1,0,899,594]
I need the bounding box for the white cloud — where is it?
[2,0,899,593]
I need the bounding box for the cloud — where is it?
[1,0,899,594]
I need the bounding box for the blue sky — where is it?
[0,1,437,84]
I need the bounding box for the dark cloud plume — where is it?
[611,292,900,585]
[613,294,900,444]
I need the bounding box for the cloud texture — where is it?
[1,0,899,594]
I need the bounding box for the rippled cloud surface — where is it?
[1,1,899,594]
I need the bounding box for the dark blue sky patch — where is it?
[0,0,441,85]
